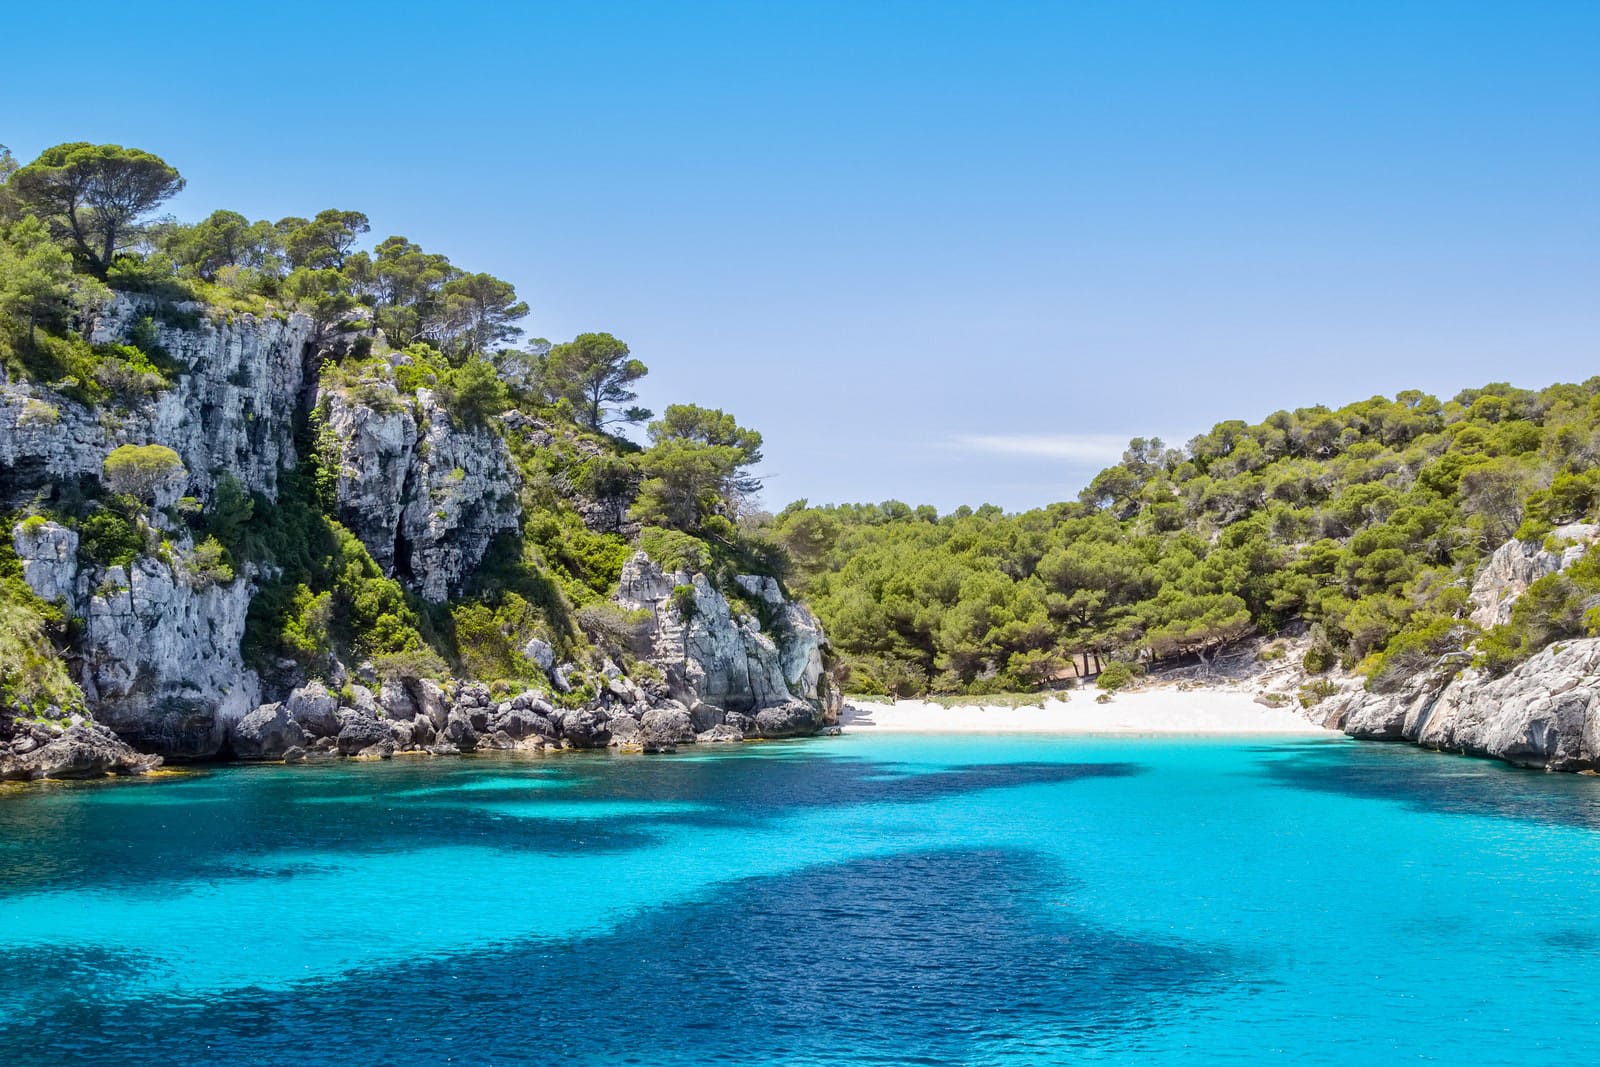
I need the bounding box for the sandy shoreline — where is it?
[839,686,1336,735]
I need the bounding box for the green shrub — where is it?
[350,381,403,416]
[17,399,59,428]
[371,647,450,685]
[0,537,83,717]
[187,536,234,588]
[78,508,144,568]
[522,510,631,603]
[279,585,333,663]
[1472,569,1595,676]
[0,597,84,718]
[102,443,184,501]
[450,599,534,683]
[1301,644,1335,674]
[638,526,709,573]
[439,357,509,426]
[575,453,636,498]
[127,316,165,360]
[670,583,698,621]
[575,602,652,646]
[1297,678,1340,708]
[1365,613,1474,692]
[90,343,174,405]
[1096,660,1139,692]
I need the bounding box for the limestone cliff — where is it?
[1304,523,1600,771]
[322,384,519,602]
[0,294,312,504]
[617,552,839,736]
[1,296,840,770]
[2,294,309,767]
[12,518,259,757]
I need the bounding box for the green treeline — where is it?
[767,384,1600,696]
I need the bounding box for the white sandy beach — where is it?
[839,686,1336,735]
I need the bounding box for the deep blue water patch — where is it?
[0,848,1222,1067]
[1255,737,1600,829]
[0,751,1137,896]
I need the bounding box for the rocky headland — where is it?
[1,295,839,780]
[1301,525,1600,771]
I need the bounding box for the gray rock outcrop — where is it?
[1468,523,1600,629]
[1305,527,1600,771]
[230,702,305,760]
[0,716,163,781]
[0,294,312,505]
[12,520,259,759]
[285,682,340,737]
[616,552,838,737]
[323,387,520,601]
[1322,639,1600,771]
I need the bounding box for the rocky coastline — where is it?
[1248,525,1600,772]
[3,295,1597,783]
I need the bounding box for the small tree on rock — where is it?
[103,444,184,504]
[545,332,649,431]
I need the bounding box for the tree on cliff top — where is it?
[440,272,528,359]
[631,405,765,533]
[279,209,369,271]
[11,143,184,277]
[545,332,649,431]
[0,145,18,223]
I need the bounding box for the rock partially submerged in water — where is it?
[336,712,396,757]
[1297,526,1600,773]
[0,716,162,781]
[752,700,827,738]
[641,707,696,753]
[1321,639,1600,771]
[230,702,305,760]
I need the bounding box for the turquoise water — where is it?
[5,733,1600,1065]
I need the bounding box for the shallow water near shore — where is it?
[5,733,1600,1065]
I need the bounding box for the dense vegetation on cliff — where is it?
[770,383,1600,696]
[0,142,778,718]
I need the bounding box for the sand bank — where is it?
[839,686,1335,735]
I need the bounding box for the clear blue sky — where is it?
[4,1,1597,512]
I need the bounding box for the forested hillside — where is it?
[770,383,1600,696]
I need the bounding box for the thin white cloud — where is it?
[950,433,1131,463]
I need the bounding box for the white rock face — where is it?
[0,294,313,504]
[11,520,260,758]
[1308,526,1600,771]
[11,520,78,604]
[1325,640,1600,771]
[79,552,260,757]
[617,552,838,733]
[323,388,417,573]
[324,388,520,601]
[1468,523,1599,629]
